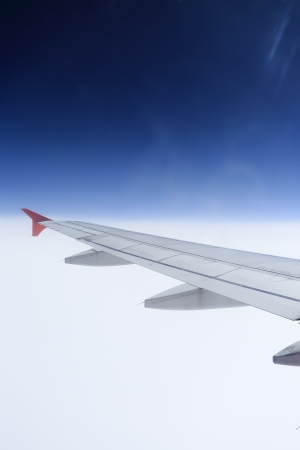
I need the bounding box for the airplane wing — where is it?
[22,208,300,366]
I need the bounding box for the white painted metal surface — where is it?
[38,218,300,320]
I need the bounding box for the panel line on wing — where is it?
[60,221,300,281]
[44,220,300,281]
[86,241,300,305]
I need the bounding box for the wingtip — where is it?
[22,208,51,222]
[22,208,52,236]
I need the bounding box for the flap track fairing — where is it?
[65,249,133,266]
[144,283,247,310]
[273,340,300,366]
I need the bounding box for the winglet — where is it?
[22,208,52,236]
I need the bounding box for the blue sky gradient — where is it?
[1,0,300,219]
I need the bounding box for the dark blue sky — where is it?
[1,0,300,219]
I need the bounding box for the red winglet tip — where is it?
[22,208,51,222]
[22,208,52,237]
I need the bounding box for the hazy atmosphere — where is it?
[2,218,300,449]
[2,0,300,448]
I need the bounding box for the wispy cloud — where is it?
[266,3,300,87]
[268,4,292,61]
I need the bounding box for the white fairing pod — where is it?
[144,283,246,310]
[65,249,132,266]
[273,340,300,366]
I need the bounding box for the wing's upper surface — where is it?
[29,215,300,321]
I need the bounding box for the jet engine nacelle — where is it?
[144,283,246,310]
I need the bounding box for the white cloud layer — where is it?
[1,217,300,449]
